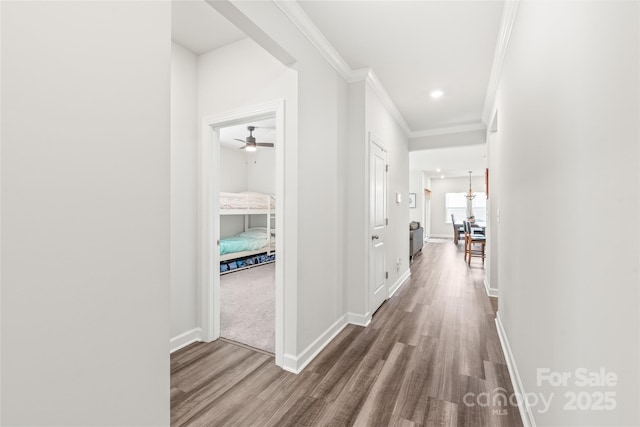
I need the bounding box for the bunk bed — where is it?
[219,192,275,273]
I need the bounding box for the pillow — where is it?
[238,227,268,239]
[409,221,420,230]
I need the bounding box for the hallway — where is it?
[171,241,522,426]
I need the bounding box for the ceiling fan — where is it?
[234,126,274,152]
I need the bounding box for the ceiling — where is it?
[298,0,504,133]
[171,1,499,174]
[171,0,246,54]
[220,118,276,150]
[409,145,486,178]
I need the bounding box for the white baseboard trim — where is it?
[389,268,411,298]
[282,314,348,374]
[484,278,499,297]
[170,327,202,353]
[347,311,372,327]
[429,233,451,239]
[495,313,536,427]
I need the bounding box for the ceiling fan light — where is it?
[245,145,257,152]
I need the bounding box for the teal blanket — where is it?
[220,235,268,255]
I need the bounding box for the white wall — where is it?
[171,42,199,341]
[429,176,485,238]
[220,146,249,238]
[247,149,276,229]
[344,81,367,316]
[220,146,248,192]
[366,85,410,288]
[2,2,170,425]
[247,149,275,194]
[494,2,639,425]
[486,131,499,294]
[409,171,424,224]
[343,79,410,319]
[423,173,432,236]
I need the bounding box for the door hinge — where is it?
[385,164,389,172]
[385,272,389,279]
[385,218,389,226]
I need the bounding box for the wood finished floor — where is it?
[171,240,522,427]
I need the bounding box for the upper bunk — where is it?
[220,191,275,215]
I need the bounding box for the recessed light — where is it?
[430,89,444,99]
[440,175,445,179]
[436,168,441,172]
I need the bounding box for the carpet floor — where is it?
[220,263,275,353]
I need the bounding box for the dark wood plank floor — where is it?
[171,240,522,426]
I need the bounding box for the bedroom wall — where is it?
[1,2,170,425]
[247,149,275,194]
[247,149,276,229]
[429,175,485,238]
[220,146,249,238]
[493,2,639,425]
[171,42,199,342]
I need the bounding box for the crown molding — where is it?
[481,0,520,125]
[350,68,412,136]
[273,0,352,80]
[410,122,486,138]
[274,1,412,136]
[275,0,494,140]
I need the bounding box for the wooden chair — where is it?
[451,214,464,245]
[463,220,486,266]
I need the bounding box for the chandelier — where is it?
[465,171,476,200]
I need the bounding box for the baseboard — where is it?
[347,311,372,327]
[495,313,537,427]
[484,278,499,297]
[282,314,348,374]
[389,268,411,298]
[429,233,451,239]
[170,327,202,353]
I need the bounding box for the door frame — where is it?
[366,132,389,314]
[199,99,286,367]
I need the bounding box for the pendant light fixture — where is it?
[465,171,476,200]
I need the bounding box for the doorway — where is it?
[369,135,388,314]
[218,118,276,353]
[200,100,285,366]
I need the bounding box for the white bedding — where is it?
[220,192,275,210]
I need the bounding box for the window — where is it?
[446,192,487,223]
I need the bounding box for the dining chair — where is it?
[451,214,464,245]
[463,220,486,266]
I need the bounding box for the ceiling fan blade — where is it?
[234,138,246,143]
[238,146,247,150]
[256,143,274,147]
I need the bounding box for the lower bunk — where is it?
[219,227,275,274]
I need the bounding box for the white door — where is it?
[369,139,388,313]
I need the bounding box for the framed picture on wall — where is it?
[409,193,416,208]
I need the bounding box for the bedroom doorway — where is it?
[218,119,276,353]
[200,100,285,367]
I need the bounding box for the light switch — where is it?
[396,193,402,203]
